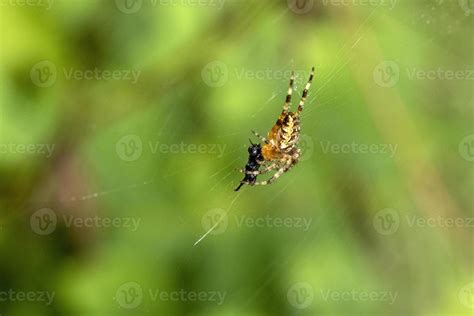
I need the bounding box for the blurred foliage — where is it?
[0,0,473,315]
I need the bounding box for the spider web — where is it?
[47,5,377,249]
[192,6,380,246]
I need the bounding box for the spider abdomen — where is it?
[278,113,300,151]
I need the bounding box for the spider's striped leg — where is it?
[239,163,277,175]
[251,130,270,145]
[253,159,292,186]
[296,66,315,115]
[283,71,295,114]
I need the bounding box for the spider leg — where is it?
[251,130,270,145]
[283,71,295,114]
[296,66,315,115]
[253,159,292,186]
[253,167,286,186]
[239,163,277,175]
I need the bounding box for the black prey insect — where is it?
[234,140,263,191]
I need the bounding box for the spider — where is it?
[236,66,314,188]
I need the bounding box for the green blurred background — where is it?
[1,0,473,315]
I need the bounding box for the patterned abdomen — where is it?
[262,112,300,160]
[278,113,300,151]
